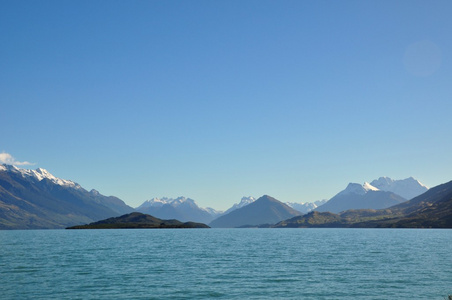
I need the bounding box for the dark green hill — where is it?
[67,212,210,229]
[275,180,452,228]
[276,211,346,228]
[209,195,301,228]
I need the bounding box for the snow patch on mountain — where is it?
[1,164,81,189]
[337,182,379,196]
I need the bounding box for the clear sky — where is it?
[1,0,451,210]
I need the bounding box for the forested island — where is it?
[66,212,210,229]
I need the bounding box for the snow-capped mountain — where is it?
[137,196,218,213]
[136,197,220,224]
[370,177,428,200]
[286,199,327,214]
[316,181,406,213]
[137,197,182,209]
[0,164,133,229]
[0,164,81,189]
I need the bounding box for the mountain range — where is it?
[275,180,452,228]
[1,163,443,229]
[135,197,220,224]
[135,196,258,224]
[133,195,326,226]
[135,177,428,224]
[0,164,133,229]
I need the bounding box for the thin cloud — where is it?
[0,152,35,166]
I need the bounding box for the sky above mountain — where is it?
[1,1,451,210]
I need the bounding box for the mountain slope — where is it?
[0,164,133,229]
[209,195,301,228]
[316,182,406,213]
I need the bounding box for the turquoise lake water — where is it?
[1,228,451,299]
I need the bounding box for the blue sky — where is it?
[1,0,451,210]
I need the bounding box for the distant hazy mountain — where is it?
[209,195,301,228]
[0,164,133,229]
[222,196,256,215]
[286,199,327,214]
[136,197,220,224]
[370,177,428,200]
[275,180,452,228]
[316,182,406,213]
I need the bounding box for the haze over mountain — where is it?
[0,164,133,229]
[136,197,221,224]
[315,177,427,214]
[286,200,327,214]
[209,195,301,228]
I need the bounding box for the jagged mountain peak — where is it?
[1,164,80,189]
[371,176,428,188]
[370,176,428,200]
[138,196,198,209]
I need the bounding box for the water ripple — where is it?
[1,228,451,299]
